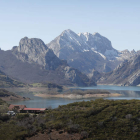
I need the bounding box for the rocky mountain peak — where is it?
[93,32,101,36]
[131,49,136,54]
[62,29,73,33]
[12,37,48,67]
[78,32,93,42]
[18,37,48,53]
[61,29,77,37]
[12,37,67,70]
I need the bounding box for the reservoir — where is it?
[6,85,140,109]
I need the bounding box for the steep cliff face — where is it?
[12,37,67,70]
[0,37,96,87]
[97,55,140,86]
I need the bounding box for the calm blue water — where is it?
[6,85,140,109]
[78,85,140,91]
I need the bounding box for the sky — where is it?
[0,0,140,51]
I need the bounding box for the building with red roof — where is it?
[9,104,47,114]
[20,108,47,113]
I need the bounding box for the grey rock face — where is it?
[117,49,139,61]
[12,37,65,70]
[78,32,119,60]
[13,37,48,66]
[97,55,140,86]
[88,70,102,83]
[63,66,96,86]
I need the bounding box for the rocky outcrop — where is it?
[62,66,96,86]
[12,37,67,70]
[97,55,140,86]
[88,70,102,83]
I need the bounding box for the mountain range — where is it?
[0,29,139,86]
[47,29,140,74]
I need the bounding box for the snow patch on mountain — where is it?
[62,29,82,46]
[83,49,90,52]
[93,50,106,60]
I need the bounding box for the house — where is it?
[9,105,27,112]
[9,104,47,114]
[20,108,47,113]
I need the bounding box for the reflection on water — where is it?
[106,90,140,100]
[4,85,140,109]
[7,91,95,109]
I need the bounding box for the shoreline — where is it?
[34,93,122,99]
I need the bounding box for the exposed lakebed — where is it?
[5,85,140,109]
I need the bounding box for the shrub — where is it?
[16,113,29,120]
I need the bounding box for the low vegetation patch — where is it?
[1,99,140,139]
[0,70,27,87]
[30,82,63,90]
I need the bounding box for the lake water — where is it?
[6,85,140,109]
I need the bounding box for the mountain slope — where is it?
[97,54,140,86]
[47,29,140,74]
[47,29,120,74]
[0,70,26,87]
[0,37,96,86]
[0,89,30,101]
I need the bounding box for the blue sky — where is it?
[0,0,140,51]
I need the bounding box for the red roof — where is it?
[23,108,47,111]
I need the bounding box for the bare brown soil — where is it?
[27,130,81,140]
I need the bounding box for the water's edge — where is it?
[5,85,140,109]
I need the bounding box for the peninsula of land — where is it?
[35,89,121,99]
